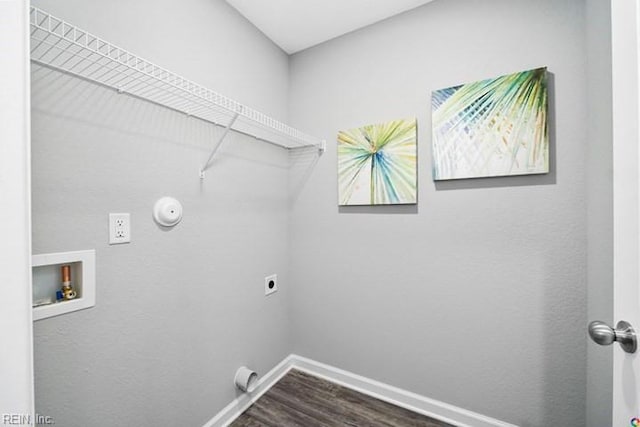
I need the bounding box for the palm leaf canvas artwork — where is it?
[432,67,549,180]
[337,118,417,206]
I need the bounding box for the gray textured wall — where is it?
[288,1,589,426]
[30,1,292,426]
[585,1,613,426]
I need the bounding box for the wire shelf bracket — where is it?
[29,6,326,178]
[199,111,240,179]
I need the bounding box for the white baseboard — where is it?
[202,355,296,427]
[290,355,518,427]
[203,354,518,427]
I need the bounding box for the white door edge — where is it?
[611,0,640,424]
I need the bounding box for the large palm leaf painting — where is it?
[432,67,548,180]
[338,118,417,206]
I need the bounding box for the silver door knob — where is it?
[588,320,637,353]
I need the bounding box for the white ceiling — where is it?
[225,0,435,54]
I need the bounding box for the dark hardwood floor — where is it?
[231,369,455,427]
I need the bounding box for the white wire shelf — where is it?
[29,6,325,161]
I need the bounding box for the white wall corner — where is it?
[0,0,34,420]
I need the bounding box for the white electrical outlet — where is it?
[109,213,131,245]
[265,274,278,296]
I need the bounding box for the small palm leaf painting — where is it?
[432,67,549,180]
[337,118,417,206]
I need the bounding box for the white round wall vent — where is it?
[153,197,183,227]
